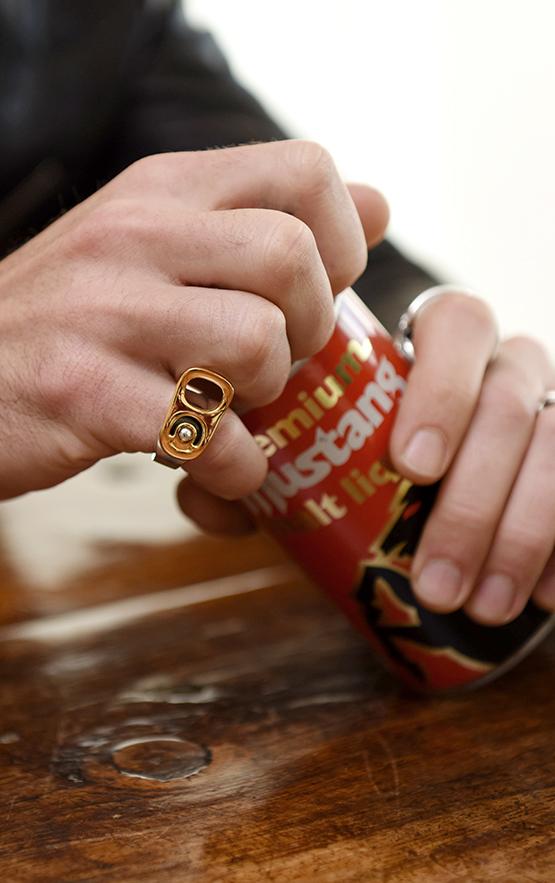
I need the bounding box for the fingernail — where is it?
[402,427,447,478]
[414,559,463,608]
[468,574,517,623]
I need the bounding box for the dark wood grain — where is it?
[0,462,554,882]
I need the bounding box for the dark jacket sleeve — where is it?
[0,0,437,325]
[103,6,288,164]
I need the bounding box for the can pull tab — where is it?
[154,368,234,468]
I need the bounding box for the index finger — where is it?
[125,140,383,294]
[390,291,498,483]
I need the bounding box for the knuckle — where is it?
[121,151,200,194]
[425,378,476,420]
[505,333,547,354]
[280,140,368,292]
[121,153,171,189]
[434,497,492,542]
[287,139,337,196]
[264,215,317,285]
[497,528,549,574]
[240,304,286,368]
[435,291,495,327]
[263,213,334,357]
[304,298,335,357]
[503,334,552,370]
[422,292,497,345]
[236,305,290,404]
[481,378,535,425]
[347,235,370,285]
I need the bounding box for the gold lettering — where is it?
[335,337,372,384]
[297,390,324,420]
[303,498,332,526]
[352,468,376,497]
[369,461,399,486]
[260,337,373,454]
[254,434,277,458]
[340,476,365,504]
[266,408,314,448]
[313,376,344,409]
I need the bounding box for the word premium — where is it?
[250,338,406,517]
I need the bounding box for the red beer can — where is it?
[242,288,554,692]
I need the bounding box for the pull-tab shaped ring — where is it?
[154,367,234,469]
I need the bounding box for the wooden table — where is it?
[1,456,554,882]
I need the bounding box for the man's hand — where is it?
[0,141,388,499]
[389,292,555,624]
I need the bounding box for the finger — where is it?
[124,140,370,294]
[176,476,256,535]
[129,207,335,361]
[113,285,292,411]
[411,336,552,613]
[390,291,498,483]
[43,351,174,458]
[184,409,268,500]
[138,393,268,500]
[346,183,390,248]
[464,400,555,623]
[59,357,269,500]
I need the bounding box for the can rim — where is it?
[428,610,555,696]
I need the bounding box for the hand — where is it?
[0,141,388,501]
[389,291,555,624]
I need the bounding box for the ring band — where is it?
[538,390,555,413]
[394,284,499,363]
[153,367,234,469]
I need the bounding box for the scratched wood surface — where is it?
[1,457,555,882]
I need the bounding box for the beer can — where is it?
[242,288,554,692]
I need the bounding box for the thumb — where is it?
[346,182,390,249]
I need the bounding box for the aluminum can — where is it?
[242,288,554,692]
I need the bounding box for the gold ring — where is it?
[153,367,234,469]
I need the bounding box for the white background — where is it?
[188,0,555,353]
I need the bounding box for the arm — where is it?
[0,0,434,325]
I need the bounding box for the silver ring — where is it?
[538,390,555,413]
[394,284,496,363]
